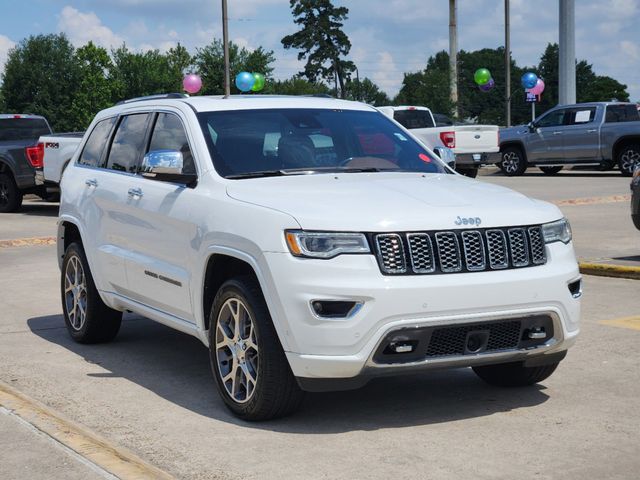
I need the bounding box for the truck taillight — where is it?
[25,142,44,168]
[439,131,455,149]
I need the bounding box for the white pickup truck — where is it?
[34,132,84,195]
[378,106,500,178]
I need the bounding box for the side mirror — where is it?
[140,150,197,186]
[433,146,456,171]
[528,122,537,132]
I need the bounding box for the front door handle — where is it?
[85,178,98,187]
[586,129,597,133]
[552,131,562,135]
[127,187,143,198]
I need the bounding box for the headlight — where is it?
[285,231,370,259]
[542,218,572,244]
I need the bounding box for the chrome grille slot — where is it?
[486,229,508,269]
[375,234,406,274]
[508,228,529,267]
[407,233,435,273]
[461,230,486,271]
[435,232,462,273]
[528,227,546,265]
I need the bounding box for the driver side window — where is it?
[537,109,567,128]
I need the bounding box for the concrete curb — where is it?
[578,262,640,280]
[0,381,174,480]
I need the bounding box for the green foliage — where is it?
[193,39,274,95]
[1,33,80,131]
[345,77,390,106]
[394,51,454,115]
[70,42,114,129]
[282,0,355,98]
[265,76,330,95]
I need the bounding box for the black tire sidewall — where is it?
[500,148,527,176]
[618,144,640,177]
[0,173,23,213]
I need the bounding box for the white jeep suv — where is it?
[58,94,581,420]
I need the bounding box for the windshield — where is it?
[197,108,447,178]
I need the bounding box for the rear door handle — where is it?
[127,187,143,198]
[85,178,98,187]
[586,129,597,133]
[552,131,562,135]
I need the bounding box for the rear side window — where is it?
[605,105,640,123]
[0,118,51,141]
[393,110,435,129]
[148,113,195,174]
[106,114,151,173]
[77,117,116,167]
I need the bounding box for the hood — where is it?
[226,172,562,232]
[499,124,530,139]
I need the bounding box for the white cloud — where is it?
[57,6,123,48]
[0,34,16,75]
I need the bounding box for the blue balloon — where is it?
[235,71,255,92]
[521,72,538,90]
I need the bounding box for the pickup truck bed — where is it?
[36,132,84,189]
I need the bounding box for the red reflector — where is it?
[25,143,44,168]
[419,153,432,163]
[13,115,21,118]
[408,106,416,110]
[439,131,456,149]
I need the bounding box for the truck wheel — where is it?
[499,147,527,176]
[0,172,23,213]
[472,361,560,387]
[209,276,304,421]
[61,242,122,343]
[539,166,563,175]
[617,144,640,177]
[456,166,479,178]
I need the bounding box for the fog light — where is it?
[311,300,362,318]
[391,343,414,353]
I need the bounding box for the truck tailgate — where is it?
[454,125,499,154]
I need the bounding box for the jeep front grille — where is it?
[373,226,546,275]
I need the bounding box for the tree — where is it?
[1,34,80,131]
[346,77,389,106]
[194,39,274,95]
[281,0,355,98]
[70,42,114,129]
[265,76,330,96]
[166,43,194,90]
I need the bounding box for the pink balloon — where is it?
[183,74,202,94]
[530,78,545,95]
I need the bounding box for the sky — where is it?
[0,0,638,102]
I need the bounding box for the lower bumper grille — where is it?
[426,321,521,357]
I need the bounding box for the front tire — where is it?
[209,276,304,421]
[617,144,640,177]
[499,147,527,176]
[61,242,122,343]
[472,361,560,387]
[0,172,23,213]
[539,166,563,175]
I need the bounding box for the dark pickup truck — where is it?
[0,114,52,212]
[498,102,640,176]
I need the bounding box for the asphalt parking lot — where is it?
[1,168,639,480]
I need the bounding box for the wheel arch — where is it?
[57,217,84,269]
[499,141,528,162]
[612,136,640,160]
[0,156,17,178]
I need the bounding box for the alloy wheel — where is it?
[502,151,520,174]
[64,255,87,331]
[620,148,640,174]
[215,298,259,404]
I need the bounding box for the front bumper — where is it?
[455,151,501,166]
[264,241,581,383]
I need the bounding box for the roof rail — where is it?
[302,93,334,99]
[116,93,188,105]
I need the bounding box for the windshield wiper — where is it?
[226,166,397,179]
[226,170,287,179]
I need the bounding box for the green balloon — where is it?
[251,73,265,92]
[474,68,491,86]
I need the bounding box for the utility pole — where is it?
[559,0,576,104]
[222,0,230,97]
[504,0,511,127]
[449,0,458,118]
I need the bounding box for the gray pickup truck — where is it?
[498,102,640,176]
[0,114,53,212]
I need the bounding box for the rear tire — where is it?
[209,276,304,421]
[499,147,527,176]
[0,172,23,213]
[456,166,479,178]
[472,361,560,387]
[61,242,122,343]
[617,144,640,177]
[539,166,563,175]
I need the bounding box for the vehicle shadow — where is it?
[484,170,624,178]
[28,314,551,433]
[19,201,59,217]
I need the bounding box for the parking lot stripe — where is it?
[599,316,640,331]
[579,262,640,280]
[0,236,56,248]
[0,381,175,480]
[554,194,631,206]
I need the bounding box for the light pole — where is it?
[449,0,458,118]
[505,0,511,126]
[559,0,576,104]
[222,0,230,97]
